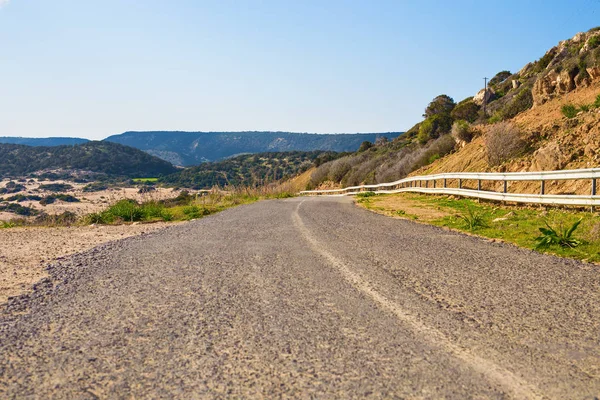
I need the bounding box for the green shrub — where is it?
[106,200,144,222]
[561,104,578,119]
[594,94,600,108]
[451,120,474,143]
[501,88,534,120]
[588,35,600,49]
[160,209,174,222]
[579,104,590,112]
[450,98,480,123]
[140,201,165,219]
[182,205,210,219]
[535,219,582,250]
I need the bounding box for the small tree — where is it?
[484,122,525,166]
[423,95,456,118]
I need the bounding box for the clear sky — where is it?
[1,0,599,139]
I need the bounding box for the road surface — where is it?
[1,197,599,399]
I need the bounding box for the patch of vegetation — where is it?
[451,120,474,143]
[485,122,526,166]
[535,219,582,250]
[82,182,109,192]
[5,194,42,202]
[38,183,74,192]
[0,182,26,194]
[39,194,80,206]
[457,207,487,231]
[561,104,578,119]
[0,202,39,216]
[133,178,159,183]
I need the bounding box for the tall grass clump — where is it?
[561,104,578,119]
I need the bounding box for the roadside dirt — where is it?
[0,222,178,304]
[363,195,450,221]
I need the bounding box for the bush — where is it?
[182,205,211,219]
[450,98,480,123]
[561,104,578,119]
[358,141,373,152]
[485,122,525,166]
[419,114,453,143]
[594,95,600,108]
[451,120,474,143]
[501,88,534,120]
[38,183,74,192]
[588,35,600,49]
[106,200,144,222]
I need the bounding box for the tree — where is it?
[358,141,373,152]
[424,95,456,118]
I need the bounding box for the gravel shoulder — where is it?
[1,197,599,398]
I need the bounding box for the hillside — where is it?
[307,27,600,191]
[0,137,89,147]
[160,151,341,189]
[105,131,402,166]
[0,142,178,178]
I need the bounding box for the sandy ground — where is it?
[0,179,184,219]
[0,222,179,304]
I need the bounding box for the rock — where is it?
[473,88,496,106]
[492,217,508,223]
[585,144,596,158]
[575,71,592,88]
[587,66,600,80]
[512,80,521,89]
[532,142,565,171]
[572,32,586,43]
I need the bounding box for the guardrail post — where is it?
[425,181,428,188]
[433,180,437,188]
[478,180,481,191]
[443,179,447,188]
[592,179,597,212]
[459,179,462,189]
[503,181,507,193]
[540,180,545,195]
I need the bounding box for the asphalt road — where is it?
[1,197,599,399]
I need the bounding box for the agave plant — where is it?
[535,218,582,250]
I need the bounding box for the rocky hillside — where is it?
[105,131,402,166]
[307,27,600,192]
[0,142,178,179]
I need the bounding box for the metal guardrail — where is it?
[300,168,600,206]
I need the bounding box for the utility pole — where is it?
[483,77,488,116]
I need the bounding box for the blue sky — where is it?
[1,0,599,139]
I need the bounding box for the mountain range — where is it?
[0,131,402,166]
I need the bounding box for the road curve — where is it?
[1,197,599,399]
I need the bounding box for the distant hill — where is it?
[104,131,403,166]
[0,142,178,178]
[0,137,89,147]
[160,151,342,189]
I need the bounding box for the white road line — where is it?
[292,199,546,400]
